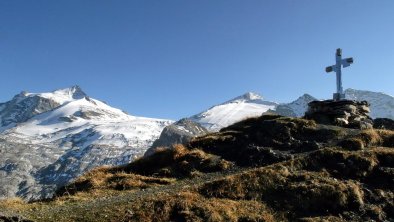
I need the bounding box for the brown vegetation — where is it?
[55,166,175,197]
[339,129,394,150]
[121,144,233,177]
[56,144,232,197]
[199,166,364,219]
[189,115,345,166]
[126,191,277,222]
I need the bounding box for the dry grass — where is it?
[376,129,394,147]
[3,116,394,221]
[199,165,364,218]
[56,167,176,197]
[0,197,26,210]
[56,144,232,197]
[298,216,346,222]
[2,147,394,221]
[300,148,379,179]
[121,144,233,177]
[358,129,383,146]
[340,129,394,150]
[127,191,278,222]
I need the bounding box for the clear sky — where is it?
[1,1,394,119]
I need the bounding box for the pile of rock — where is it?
[305,100,373,129]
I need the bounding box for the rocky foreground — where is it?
[0,115,393,221]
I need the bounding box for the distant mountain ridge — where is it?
[149,89,394,157]
[1,86,394,201]
[345,88,394,119]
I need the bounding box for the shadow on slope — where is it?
[189,115,344,166]
[55,144,233,197]
[198,147,394,221]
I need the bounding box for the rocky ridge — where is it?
[147,89,394,160]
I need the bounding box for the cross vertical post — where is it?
[335,48,343,99]
[325,48,353,101]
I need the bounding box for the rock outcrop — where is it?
[144,118,209,156]
[305,100,373,129]
[374,118,394,130]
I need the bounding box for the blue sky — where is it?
[1,1,394,119]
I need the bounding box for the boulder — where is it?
[144,118,209,156]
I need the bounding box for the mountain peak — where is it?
[12,91,29,102]
[242,92,263,100]
[53,85,87,99]
[226,92,263,104]
[274,94,317,117]
[297,94,316,102]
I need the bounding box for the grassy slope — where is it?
[1,115,393,222]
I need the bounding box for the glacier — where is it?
[0,86,173,200]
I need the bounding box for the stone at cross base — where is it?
[304,99,373,129]
[304,48,373,129]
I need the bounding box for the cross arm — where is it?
[326,65,337,73]
[341,57,353,68]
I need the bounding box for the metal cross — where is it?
[325,48,354,101]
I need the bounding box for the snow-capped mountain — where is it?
[190,92,278,131]
[274,94,317,117]
[274,89,394,120]
[148,89,394,157]
[345,89,394,119]
[146,93,278,157]
[0,86,172,200]
[3,86,394,201]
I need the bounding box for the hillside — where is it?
[1,114,393,222]
[151,89,394,158]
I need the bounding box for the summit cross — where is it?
[325,48,354,101]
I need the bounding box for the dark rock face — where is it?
[144,118,209,156]
[0,95,60,127]
[305,100,373,129]
[374,118,394,130]
[0,214,34,222]
[273,105,296,117]
[189,115,343,167]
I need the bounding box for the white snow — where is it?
[0,86,173,200]
[345,88,394,119]
[190,92,277,131]
[280,94,317,117]
[25,85,86,105]
[11,95,172,148]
